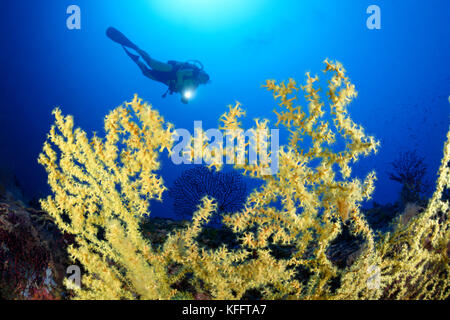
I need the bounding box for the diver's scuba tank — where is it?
[185,60,204,71]
[161,60,204,99]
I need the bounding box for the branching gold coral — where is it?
[38,61,449,300]
[377,131,450,299]
[39,95,176,299]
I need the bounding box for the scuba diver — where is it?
[106,27,210,104]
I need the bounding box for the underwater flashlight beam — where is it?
[183,90,194,100]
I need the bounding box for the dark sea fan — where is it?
[169,166,247,222]
[387,150,430,204]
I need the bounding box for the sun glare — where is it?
[149,0,268,30]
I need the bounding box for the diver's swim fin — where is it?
[106,27,138,50]
[123,46,140,62]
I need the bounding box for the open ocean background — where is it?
[0,0,449,219]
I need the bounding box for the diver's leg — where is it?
[123,46,140,62]
[136,61,158,81]
[124,50,156,81]
[123,46,156,80]
[135,48,173,72]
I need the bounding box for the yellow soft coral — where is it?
[39,61,449,300]
[377,130,450,299]
[39,95,176,299]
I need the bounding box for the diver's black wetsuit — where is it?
[144,62,176,86]
[107,27,209,103]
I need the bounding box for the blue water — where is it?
[0,0,449,218]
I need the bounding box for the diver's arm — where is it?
[135,48,173,72]
[175,69,195,89]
